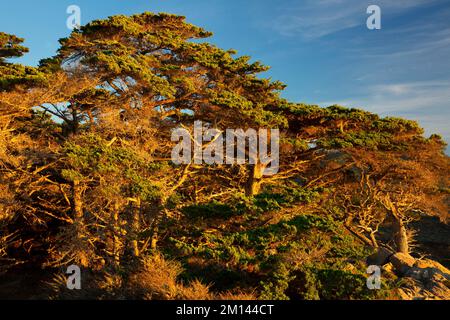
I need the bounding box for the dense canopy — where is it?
[0,12,448,300]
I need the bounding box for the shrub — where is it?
[129,253,212,300]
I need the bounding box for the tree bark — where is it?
[393,217,409,254]
[150,199,165,250]
[112,202,121,266]
[72,180,83,221]
[245,162,264,197]
[71,108,79,135]
[369,231,379,249]
[131,198,141,257]
[384,196,410,254]
[71,179,89,267]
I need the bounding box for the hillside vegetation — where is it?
[0,12,449,300]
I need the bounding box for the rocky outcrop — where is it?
[391,254,450,300]
[366,247,393,266]
[390,253,416,275]
[368,249,450,300]
[411,216,450,268]
[398,271,450,300]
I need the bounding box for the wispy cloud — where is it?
[261,0,450,149]
[358,26,450,60]
[370,81,450,109]
[270,0,438,39]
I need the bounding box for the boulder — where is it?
[398,271,450,300]
[405,267,438,281]
[396,257,450,299]
[367,247,393,266]
[390,253,416,275]
[414,259,450,277]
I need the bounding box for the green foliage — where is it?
[124,170,161,202]
[182,201,235,219]
[281,102,323,117]
[254,187,322,211]
[259,241,392,300]
[325,104,375,122]
[0,32,48,91]
[260,263,293,300]
[318,131,399,150]
[372,117,423,134]
[54,12,288,131]
[232,186,323,214]
[282,137,310,152]
[171,213,338,269]
[63,135,144,174]
[62,134,162,201]
[0,32,29,59]
[0,64,46,90]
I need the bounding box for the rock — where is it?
[425,273,450,298]
[347,165,363,181]
[405,263,449,283]
[405,267,437,281]
[390,253,416,275]
[324,150,349,163]
[410,216,450,267]
[319,150,350,169]
[396,257,450,300]
[414,259,450,277]
[398,271,450,300]
[367,247,393,266]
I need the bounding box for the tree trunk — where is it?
[150,199,165,250]
[369,231,379,249]
[131,198,141,257]
[149,164,191,249]
[71,179,89,267]
[112,202,121,267]
[72,180,83,221]
[245,162,264,197]
[150,221,160,250]
[385,197,409,254]
[393,217,409,254]
[71,109,79,135]
[338,120,345,133]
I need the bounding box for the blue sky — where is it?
[1,0,449,149]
